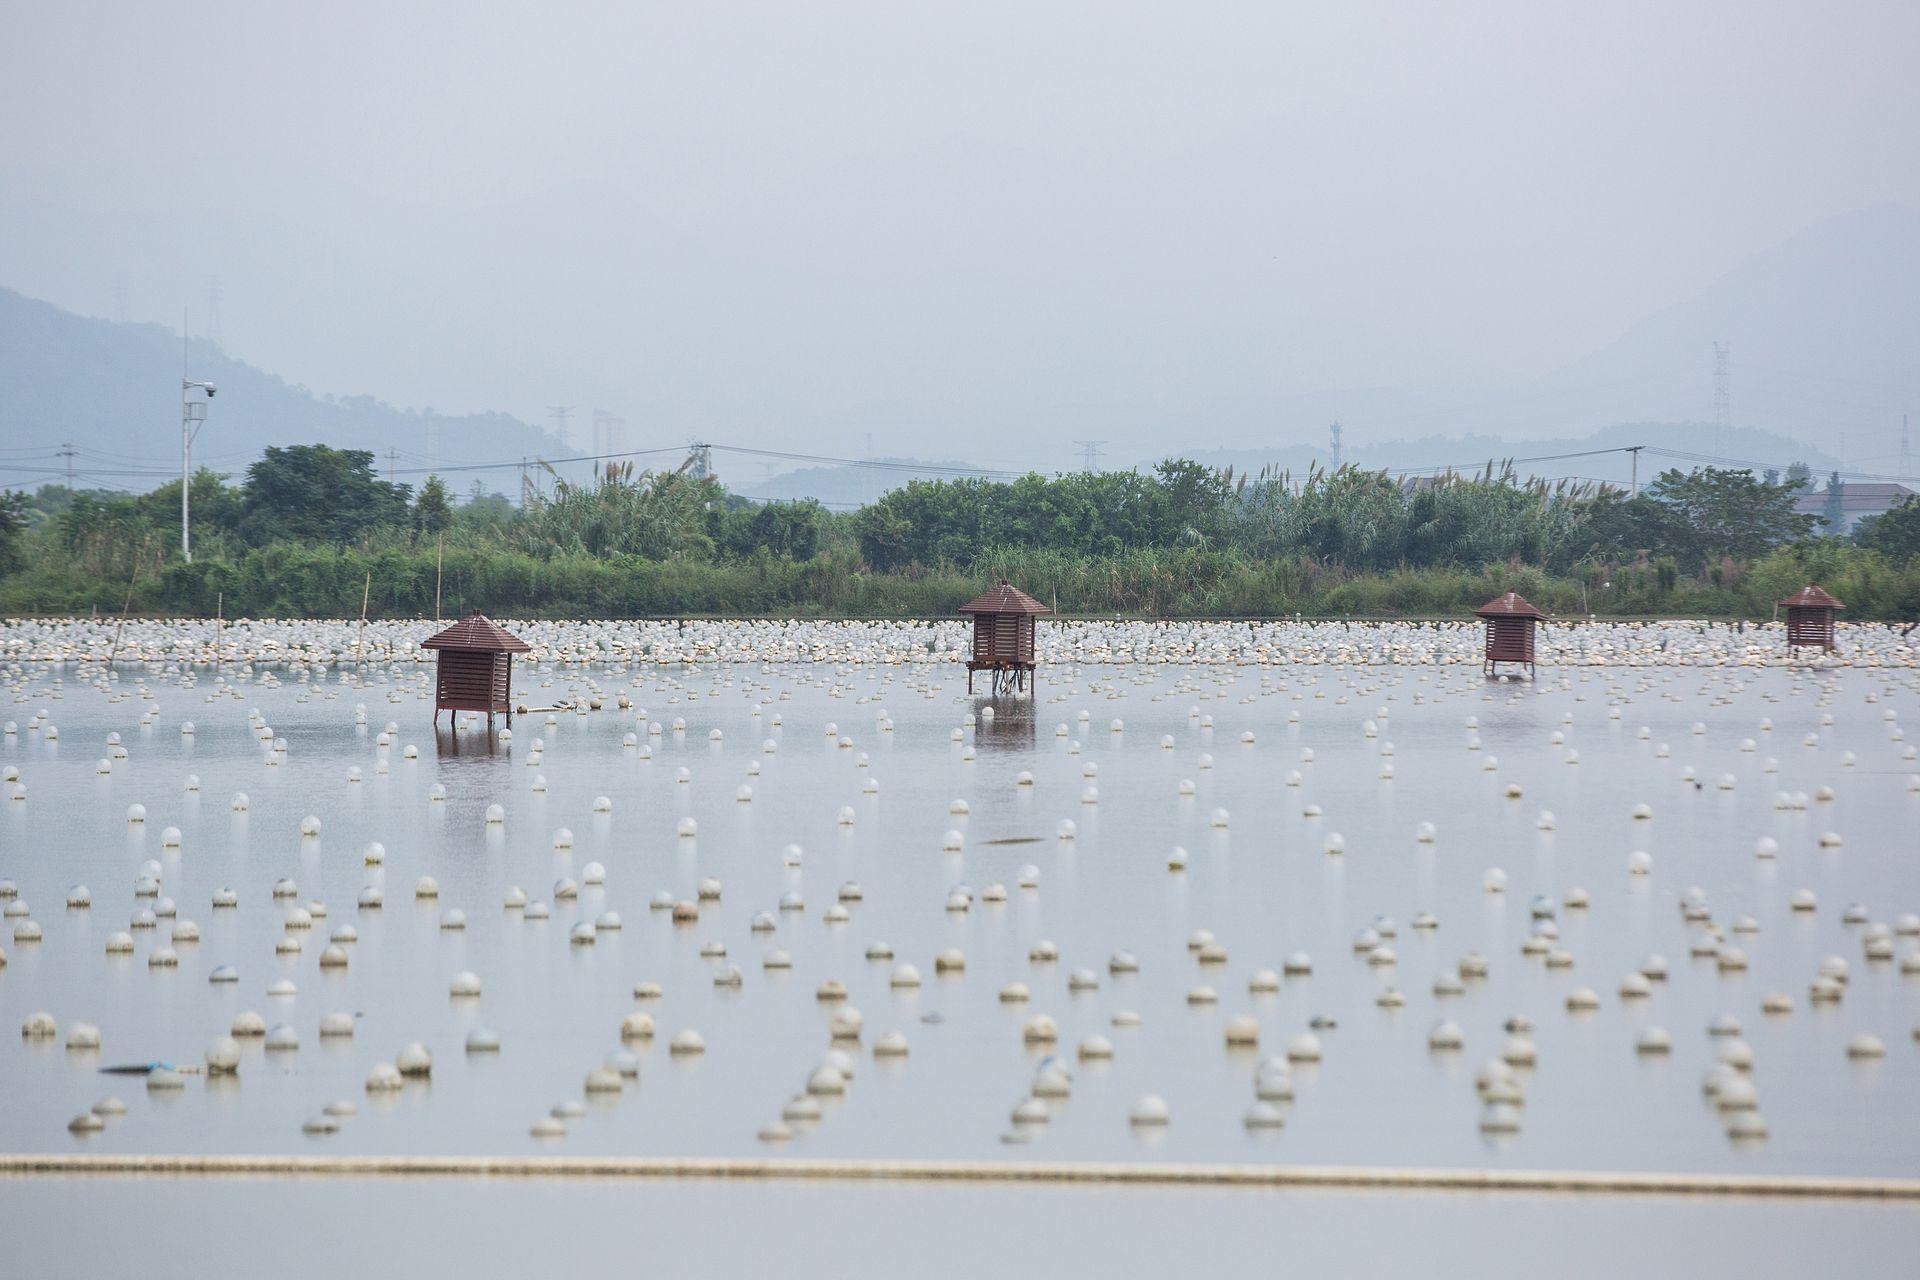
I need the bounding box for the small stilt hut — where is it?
[421,609,532,730]
[1473,591,1545,677]
[960,580,1049,696]
[1779,584,1842,652]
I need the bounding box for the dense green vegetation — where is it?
[2,446,1916,620]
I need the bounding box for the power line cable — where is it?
[1643,446,1914,484]
[1373,446,1641,477]
[710,444,1029,479]
[385,445,688,477]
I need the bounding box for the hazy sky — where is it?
[3,0,1917,469]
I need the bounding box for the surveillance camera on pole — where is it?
[181,378,217,563]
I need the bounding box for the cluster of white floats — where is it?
[4,615,1918,670]
[2,617,1916,1154]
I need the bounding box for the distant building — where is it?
[1794,481,1919,535]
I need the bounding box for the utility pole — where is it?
[58,442,76,493]
[519,456,533,507]
[545,406,577,497]
[183,316,190,560]
[179,317,217,564]
[387,448,399,484]
[1626,444,1644,498]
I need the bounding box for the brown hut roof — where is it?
[1472,592,1546,621]
[1777,584,1843,610]
[958,580,1051,616]
[421,609,533,652]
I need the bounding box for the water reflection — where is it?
[434,726,499,757]
[971,697,1035,752]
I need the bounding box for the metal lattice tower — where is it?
[1712,343,1731,454]
[1072,440,1106,472]
[546,405,577,451]
[1329,420,1343,470]
[592,410,625,462]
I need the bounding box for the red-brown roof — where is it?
[1777,584,1844,611]
[421,610,532,652]
[958,580,1051,616]
[1472,591,1546,621]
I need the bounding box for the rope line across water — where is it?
[3,1155,1918,1200]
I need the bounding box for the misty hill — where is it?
[746,207,1912,503]
[736,457,1009,507]
[6,201,1911,503]
[0,287,564,495]
[1532,204,1919,450]
[1167,206,1918,466]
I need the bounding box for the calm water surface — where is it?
[0,1174,1912,1279]
[2,656,1917,1180]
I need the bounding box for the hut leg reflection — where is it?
[434,716,498,757]
[972,696,1036,750]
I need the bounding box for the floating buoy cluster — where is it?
[5,615,1917,668]
[0,618,1914,1169]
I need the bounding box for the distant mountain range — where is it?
[737,206,1914,499]
[4,204,1913,502]
[0,287,564,497]
[737,457,1011,507]
[1531,204,1917,451]
[1130,205,1919,466]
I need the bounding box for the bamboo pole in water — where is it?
[104,539,147,669]
[435,533,444,622]
[356,570,371,676]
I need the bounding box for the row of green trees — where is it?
[2,445,1917,619]
[849,460,1845,578]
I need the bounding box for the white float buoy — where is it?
[1128,1094,1170,1126]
